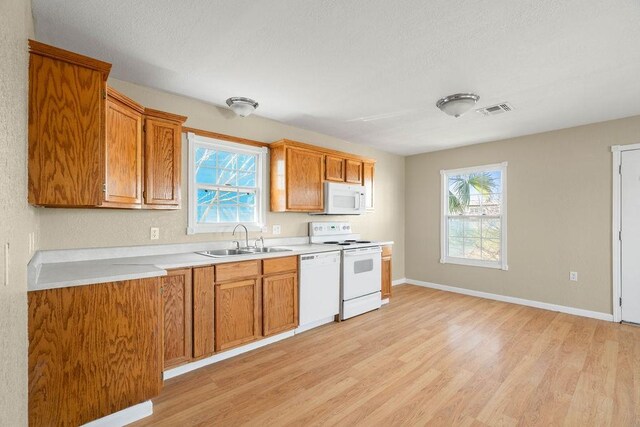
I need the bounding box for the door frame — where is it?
[611,143,640,322]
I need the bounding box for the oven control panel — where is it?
[309,221,352,236]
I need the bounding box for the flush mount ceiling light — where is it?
[226,97,259,117]
[436,93,480,118]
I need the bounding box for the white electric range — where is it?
[309,222,382,320]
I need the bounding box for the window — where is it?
[441,162,507,270]
[187,133,267,234]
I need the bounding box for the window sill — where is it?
[440,257,508,271]
[187,224,265,235]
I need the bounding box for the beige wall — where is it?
[0,0,38,424]
[406,115,640,315]
[37,79,406,279]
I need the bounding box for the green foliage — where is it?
[448,172,497,214]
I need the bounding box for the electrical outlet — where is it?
[150,227,160,240]
[272,225,281,235]
[569,271,578,282]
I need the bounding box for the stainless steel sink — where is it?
[197,247,293,258]
[241,247,293,254]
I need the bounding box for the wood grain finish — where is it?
[270,138,375,163]
[262,256,297,275]
[162,269,193,370]
[29,278,162,426]
[286,147,324,211]
[144,117,182,207]
[183,127,268,148]
[345,159,363,184]
[215,279,262,352]
[269,145,287,212]
[325,155,345,182]
[104,89,143,206]
[216,260,260,283]
[28,45,106,207]
[381,248,392,299]
[133,285,640,427]
[28,39,111,78]
[263,273,298,337]
[362,161,375,210]
[193,266,215,359]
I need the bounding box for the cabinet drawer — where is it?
[382,245,393,257]
[215,260,260,282]
[263,256,298,275]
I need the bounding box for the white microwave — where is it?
[314,182,366,215]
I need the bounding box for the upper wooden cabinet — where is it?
[362,161,375,210]
[28,40,110,207]
[345,159,363,184]
[27,40,187,209]
[270,139,375,212]
[143,109,186,208]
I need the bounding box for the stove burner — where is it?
[344,239,357,242]
[356,240,371,243]
[323,241,341,244]
[337,242,352,246]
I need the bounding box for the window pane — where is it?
[216,169,237,186]
[482,218,501,239]
[238,192,255,205]
[219,205,237,222]
[217,152,236,170]
[195,147,216,168]
[239,206,255,222]
[448,170,501,215]
[218,191,237,205]
[463,238,482,259]
[449,237,464,258]
[448,218,464,237]
[197,189,217,205]
[237,154,256,172]
[238,172,256,187]
[195,166,216,184]
[482,239,501,261]
[197,204,218,223]
[464,218,481,238]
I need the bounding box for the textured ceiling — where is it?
[32,0,640,155]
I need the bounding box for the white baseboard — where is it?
[405,278,614,322]
[381,298,390,305]
[392,278,406,286]
[164,330,295,380]
[81,400,152,427]
[295,316,336,334]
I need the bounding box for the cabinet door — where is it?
[104,95,142,206]
[162,269,192,369]
[193,266,215,359]
[215,279,262,352]
[28,50,106,207]
[381,247,392,299]
[144,118,181,206]
[363,161,375,210]
[263,272,298,337]
[28,278,162,426]
[286,147,324,211]
[325,155,345,182]
[345,159,363,184]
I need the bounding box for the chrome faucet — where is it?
[233,224,250,249]
[254,236,264,249]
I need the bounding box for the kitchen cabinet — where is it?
[28,278,162,426]
[143,109,186,208]
[215,278,262,352]
[345,159,363,184]
[325,155,346,182]
[263,257,299,336]
[381,245,393,299]
[104,88,144,207]
[270,139,375,212]
[193,266,215,359]
[28,40,187,209]
[162,269,193,369]
[363,161,375,210]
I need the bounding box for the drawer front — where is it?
[263,256,298,275]
[215,260,260,282]
[382,245,393,257]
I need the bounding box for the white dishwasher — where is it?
[297,251,341,333]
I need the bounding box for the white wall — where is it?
[0,0,38,424]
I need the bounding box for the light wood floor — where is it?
[133,285,640,426]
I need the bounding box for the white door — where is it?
[621,149,640,323]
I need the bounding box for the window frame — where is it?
[440,162,508,270]
[187,132,268,234]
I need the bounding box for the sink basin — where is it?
[240,247,293,254]
[197,247,293,258]
[198,249,246,257]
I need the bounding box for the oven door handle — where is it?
[343,247,382,257]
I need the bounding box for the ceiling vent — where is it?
[476,102,514,116]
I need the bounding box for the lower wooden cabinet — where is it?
[381,245,393,299]
[263,272,298,336]
[215,278,262,352]
[193,266,215,359]
[162,269,193,369]
[28,278,162,426]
